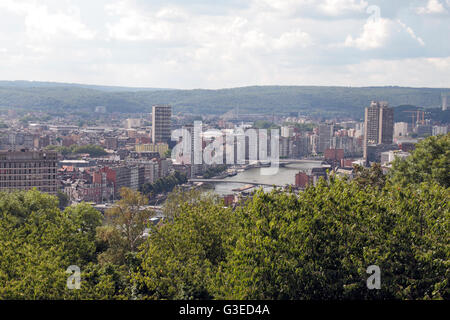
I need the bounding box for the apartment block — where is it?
[317,124,334,154]
[0,150,58,194]
[364,101,394,161]
[152,105,172,143]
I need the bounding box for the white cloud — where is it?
[344,18,392,50]
[255,0,368,17]
[156,6,189,21]
[0,0,448,88]
[274,30,313,49]
[105,2,206,44]
[416,0,447,15]
[105,0,314,53]
[318,0,368,16]
[344,16,427,50]
[0,0,95,41]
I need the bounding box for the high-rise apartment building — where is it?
[0,150,58,194]
[442,94,448,111]
[378,104,394,144]
[281,126,294,138]
[364,101,394,160]
[152,105,172,143]
[318,124,334,154]
[183,124,203,178]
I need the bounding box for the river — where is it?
[213,161,325,195]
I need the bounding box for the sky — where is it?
[0,0,449,89]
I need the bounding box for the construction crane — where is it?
[403,110,418,129]
[421,111,431,125]
[403,109,431,128]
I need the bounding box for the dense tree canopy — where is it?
[132,179,448,300]
[46,144,108,157]
[389,133,450,188]
[141,172,187,195]
[132,134,449,300]
[133,191,232,300]
[0,190,124,299]
[0,134,449,300]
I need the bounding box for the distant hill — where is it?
[0,81,448,120]
[0,81,172,92]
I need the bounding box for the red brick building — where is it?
[223,194,235,206]
[324,148,344,162]
[295,172,313,188]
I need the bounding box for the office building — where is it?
[366,144,398,163]
[432,126,448,136]
[152,105,172,143]
[416,124,433,137]
[394,122,409,137]
[0,150,58,194]
[380,150,410,167]
[125,118,142,129]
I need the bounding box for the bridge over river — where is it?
[189,159,326,189]
[189,178,286,188]
[278,159,325,165]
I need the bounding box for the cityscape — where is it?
[1,99,447,207]
[0,0,449,310]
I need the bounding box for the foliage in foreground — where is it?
[388,133,449,188]
[0,191,126,299]
[0,134,449,300]
[133,180,449,300]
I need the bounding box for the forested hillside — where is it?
[0,81,448,119]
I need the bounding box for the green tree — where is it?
[203,165,228,179]
[353,163,386,190]
[132,175,449,300]
[0,190,114,299]
[57,190,70,209]
[164,148,172,159]
[99,188,154,266]
[216,179,449,300]
[389,133,450,188]
[163,187,216,220]
[141,172,187,196]
[72,145,108,157]
[133,191,234,299]
[253,120,280,130]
